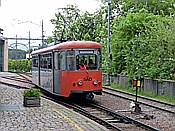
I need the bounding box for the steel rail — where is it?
[103,86,175,107]
[102,87,175,114]
[0,81,29,89]
[8,71,32,81]
[70,102,123,131]
[88,102,160,131]
[0,75,158,131]
[1,76,33,84]
[38,93,122,131]
[0,72,35,89]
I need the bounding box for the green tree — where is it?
[50,4,107,42]
[50,5,81,41]
[118,0,175,16]
[46,1,175,80]
[8,59,31,72]
[111,9,175,79]
[45,36,54,44]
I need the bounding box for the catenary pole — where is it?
[106,0,111,85]
[15,34,18,70]
[28,31,31,72]
[42,20,44,47]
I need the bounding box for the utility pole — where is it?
[28,31,31,72]
[41,20,44,47]
[106,0,111,85]
[54,29,57,45]
[15,34,18,71]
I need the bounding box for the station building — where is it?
[0,28,8,71]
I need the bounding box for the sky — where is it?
[0,0,101,50]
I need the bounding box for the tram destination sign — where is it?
[79,50,94,54]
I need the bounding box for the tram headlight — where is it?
[78,80,83,86]
[93,80,98,85]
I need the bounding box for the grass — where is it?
[110,83,175,104]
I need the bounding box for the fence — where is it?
[103,74,175,98]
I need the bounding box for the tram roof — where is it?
[32,41,102,55]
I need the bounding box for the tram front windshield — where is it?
[76,54,97,70]
[66,50,100,71]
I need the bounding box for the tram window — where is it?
[40,53,52,69]
[40,55,45,68]
[32,55,38,67]
[54,52,59,70]
[59,52,66,70]
[76,54,97,70]
[66,50,75,70]
[33,59,38,67]
[47,57,52,69]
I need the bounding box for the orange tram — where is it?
[32,41,102,100]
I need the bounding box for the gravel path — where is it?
[94,93,175,131]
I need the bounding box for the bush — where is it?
[8,59,32,72]
[24,89,41,97]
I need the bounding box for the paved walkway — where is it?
[0,84,108,131]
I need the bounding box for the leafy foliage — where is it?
[50,4,108,43]
[111,9,175,79]
[119,0,175,16]
[8,59,32,72]
[24,89,41,97]
[46,1,175,80]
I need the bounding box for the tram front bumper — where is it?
[70,90,102,95]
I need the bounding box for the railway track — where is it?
[0,72,35,89]
[40,93,160,131]
[72,101,160,131]
[102,86,175,114]
[0,72,162,130]
[16,72,32,81]
[0,71,165,131]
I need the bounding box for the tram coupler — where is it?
[85,93,94,101]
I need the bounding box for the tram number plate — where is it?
[83,76,92,81]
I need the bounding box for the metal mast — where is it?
[106,0,111,85]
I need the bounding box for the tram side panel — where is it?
[53,69,60,95]
[40,69,53,92]
[32,53,54,93]
[32,67,39,85]
[32,67,53,93]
